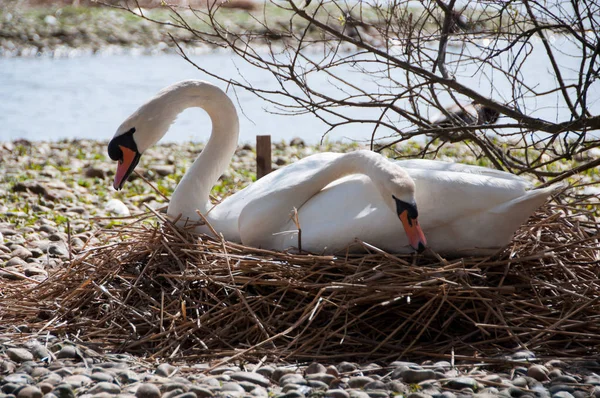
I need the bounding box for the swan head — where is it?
[107,83,190,190]
[391,195,427,253]
[108,126,142,190]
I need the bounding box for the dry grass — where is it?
[1,199,599,364]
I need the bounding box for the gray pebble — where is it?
[364,390,388,398]
[36,384,53,395]
[279,374,307,387]
[114,370,140,384]
[1,360,17,374]
[55,347,78,360]
[272,368,298,383]
[549,385,574,395]
[527,365,550,382]
[405,394,432,398]
[2,384,21,394]
[17,387,43,398]
[337,363,358,373]
[90,373,114,383]
[255,366,275,379]
[4,374,35,385]
[88,383,121,395]
[511,351,536,361]
[39,374,62,386]
[135,384,162,398]
[306,373,336,386]
[348,391,370,398]
[585,376,600,386]
[444,377,478,390]
[276,391,304,398]
[160,390,184,398]
[439,392,456,398]
[363,381,387,391]
[208,366,238,375]
[250,386,269,397]
[155,364,177,378]
[281,384,301,393]
[386,381,408,394]
[512,377,528,387]
[7,349,34,363]
[221,383,245,393]
[399,369,436,384]
[347,377,374,389]
[325,389,350,398]
[12,247,32,259]
[52,385,75,398]
[307,380,329,390]
[48,244,68,258]
[552,392,574,398]
[62,375,92,388]
[552,376,578,384]
[170,394,195,398]
[26,344,52,361]
[161,384,189,393]
[230,372,270,388]
[188,386,213,398]
[6,257,28,267]
[305,363,327,375]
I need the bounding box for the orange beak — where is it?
[113,146,139,190]
[399,210,427,253]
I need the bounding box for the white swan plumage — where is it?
[108,80,561,256]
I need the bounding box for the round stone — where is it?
[88,383,121,395]
[325,389,350,398]
[52,384,75,398]
[62,375,91,388]
[37,383,54,395]
[347,377,374,389]
[55,346,78,360]
[16,386,43,398]
[156,364,177,378]
[305,363,327,375]
[135,383,162,398]
[221,383,245,393]
[553,392,575,398]
[7,348,35,363]
[399,369,435,384]
[189,386,213,398]
[230,372,270,388]
[4,373,35,385]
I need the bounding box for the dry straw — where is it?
[1,198,599,363]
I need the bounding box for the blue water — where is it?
[0,52,383,144]
[1,39,598,144]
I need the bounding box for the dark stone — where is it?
[135,384,161,398]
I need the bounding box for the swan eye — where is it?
[108,127,137,161]
[392,195,418,220]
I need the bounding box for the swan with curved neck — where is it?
[108,80,427,253]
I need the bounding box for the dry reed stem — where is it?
[0,200,599,362]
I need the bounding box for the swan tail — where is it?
[489,181,565,215]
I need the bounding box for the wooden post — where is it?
[256,135,272,179]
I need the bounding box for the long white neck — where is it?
[240,150,414,245]
[142,81,239,222]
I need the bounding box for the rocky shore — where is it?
[0,138,360,281]
[2,139,600,398]
[1,339,600,398]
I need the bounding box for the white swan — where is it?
[108,80,560,256]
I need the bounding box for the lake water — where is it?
[1,38,598,145]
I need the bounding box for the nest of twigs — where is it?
[1,201,599,363]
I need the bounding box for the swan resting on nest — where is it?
[108,80,561,256]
